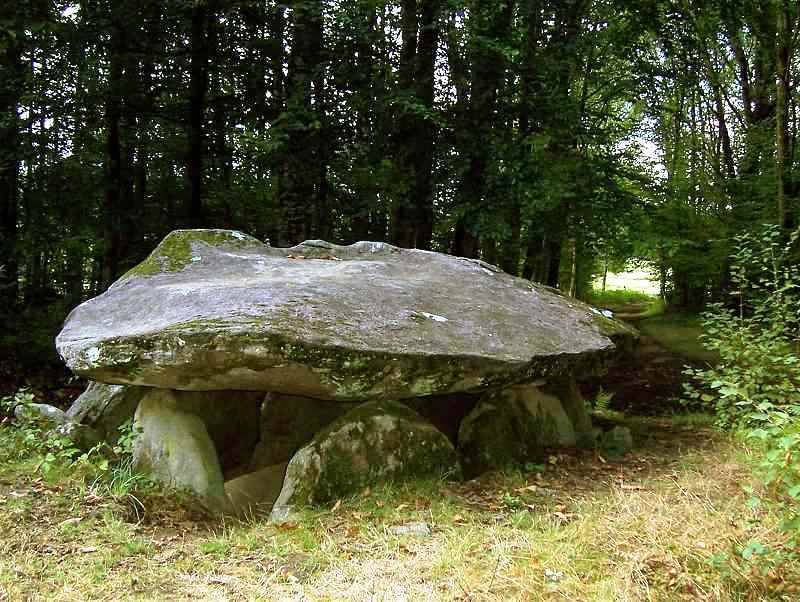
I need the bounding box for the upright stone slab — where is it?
[271,400,461,521]
[133,389,227,511]
[250,393,357,470]
[458,384,576,477]
[66,381,147,441]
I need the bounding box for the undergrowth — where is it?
[685,224,800,578]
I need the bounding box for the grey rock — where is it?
[388,522,431,537]
[57,230,636,400]
[224,462,288,516]
[65,382,146,442]
[544,377,594,448]
[458,384,576,478]
[270,400,460,521]
[53,422,103,451]
[133,389,228,512]
[14,403,68,426]
[601,426,634,457]
[250,393,356,470]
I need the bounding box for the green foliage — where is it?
[0,390,149,495]
[586,288,657,306]
[592,387,615,412]
[685,224,800,550]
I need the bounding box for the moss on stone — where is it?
[120,229,263,280]
[274,400,460,510]
[457,386,576,478]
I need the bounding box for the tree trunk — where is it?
[455,1,514,257]
[412,0,440,250]
[0,33,21,307]
[545,238,562,288]
[389,0,419,248]
[102,14,124,289]
[188,0,211,226]
[776,1,793,229]
[282,0,325,245]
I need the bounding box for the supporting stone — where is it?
[271,400,461,521]
[458,384,576,478]
[544,377,594,447]
[133,389,228,512]
[250,394,356,470]
[66,382,147,442]
[225,462,289,516]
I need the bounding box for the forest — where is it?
[2,0,797,375]
[3,1,800,599]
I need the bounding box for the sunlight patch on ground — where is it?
[596,269,660,296]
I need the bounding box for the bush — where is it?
[686,224,800,535]
[0,389,148,494]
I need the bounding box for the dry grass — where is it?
[0,417,796,601]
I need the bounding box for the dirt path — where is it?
[584,319,696,416]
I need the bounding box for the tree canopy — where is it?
[1,0,799,370]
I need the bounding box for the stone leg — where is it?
[457,384,576,478]
[133,390,228,512]
[544,377,595,448]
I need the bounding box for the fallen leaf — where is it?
[79,546,98,554]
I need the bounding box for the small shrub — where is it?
[686,224,800,561]
[0,390,149,495]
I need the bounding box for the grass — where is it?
[587,288,658,307]
[0,417,796,601]
[637,313,718,364]
[586,288,666,320]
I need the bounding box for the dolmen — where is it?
[53,229,636,519]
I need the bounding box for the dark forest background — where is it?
[1,0,798,381]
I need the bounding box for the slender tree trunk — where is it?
[413,0,440,250]
[0,33,21,307]
[522,232,542,280]
[545,239,562,288]
[268,3,287,245]
[188,0,211,226]
[102,15,124,289]
[390,0,419,248]
[282,0,324,244]
[454,0,514,259]
[776,1,793,229]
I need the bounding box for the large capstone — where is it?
[56,230,635,400]
[270,400,461,521]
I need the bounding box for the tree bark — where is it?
[776,1,793,229]
[0,32,22,306]
[102,12,124,289]
[282,0,325,245]
[389,0,419,248]
[412,0,441,250]
[454,0,514,258]
[188,0,211,226]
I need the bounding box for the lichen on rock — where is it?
[119,229,263,280]
[458,384,577,478]
[270,400,461,521]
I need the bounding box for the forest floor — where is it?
[0,313,795,601]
